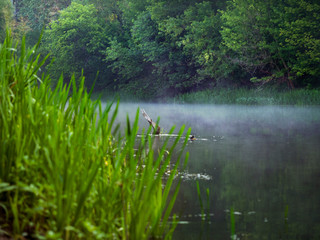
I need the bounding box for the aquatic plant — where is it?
[0,30,190,239]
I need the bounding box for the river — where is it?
[106,102,320,239]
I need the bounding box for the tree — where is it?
[11,0,71,46]
[130,11,199,96]
[280,0,320,87]
[104,12,163,98]
[104,9,199,98]
[42,2,110,88]
[177,2,229,84]
[146,0,198,22]
[14,0,71,31]
[0,0,12,42]
[220,0,320,88]
[146,0,235,90]
[220,0,295,88]
[104,0,231,97]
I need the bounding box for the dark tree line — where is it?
[2,0,319,98]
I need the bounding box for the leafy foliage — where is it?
[15,0,70,30]
[7,0,320,98]
[42,2,111,88]
[0,0,12,42]
[280,0,320,85]
[220,0,320,88]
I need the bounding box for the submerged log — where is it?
[141,109,161,134]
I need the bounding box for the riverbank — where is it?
[170,88,320,105]
[95,88,320,105]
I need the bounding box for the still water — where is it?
[111,103,320,240]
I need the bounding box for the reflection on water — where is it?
[107,103,320,239]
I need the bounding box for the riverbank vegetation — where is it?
[1,0,319,100]
[0,31,190,239]
[171,88,320,105]
[93,87,320,105]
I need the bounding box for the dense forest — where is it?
[1,0,319,98]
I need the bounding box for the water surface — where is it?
[109,103,320,239]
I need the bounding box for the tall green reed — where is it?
[0,30,190,239]
[230,207,236,240]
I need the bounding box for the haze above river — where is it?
[105,102,320,239]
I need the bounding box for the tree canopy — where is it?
[6,0,320,98]
[41,2,112,88]
[0,0,12,42]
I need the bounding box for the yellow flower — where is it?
[104,157,108,166]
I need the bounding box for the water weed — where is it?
[0,31,190,239]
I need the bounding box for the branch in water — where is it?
[141,109,160,134]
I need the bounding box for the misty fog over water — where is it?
[111,103,320,137]
[104,102,320,239]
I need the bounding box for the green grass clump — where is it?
[0,30,190,239]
